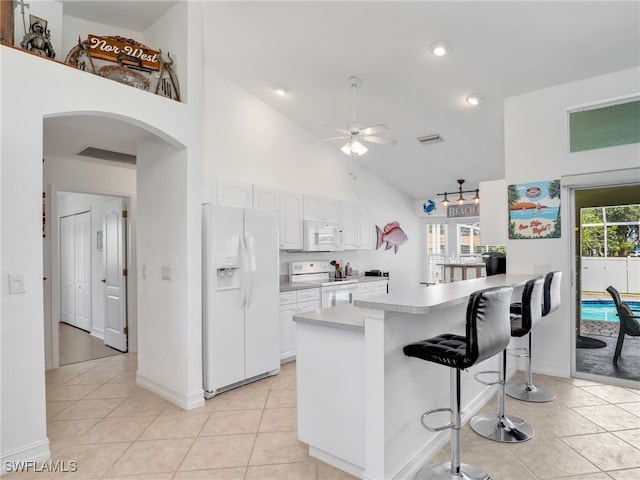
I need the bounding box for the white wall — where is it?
[1,1,204,468]
[203,69,423,292]
[504,67,640,377]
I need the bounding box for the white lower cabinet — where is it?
[357,280,388,299]
[279,288,320,362]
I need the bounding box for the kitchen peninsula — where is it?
[293,274,539,480]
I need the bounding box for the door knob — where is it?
[101,279,106,283]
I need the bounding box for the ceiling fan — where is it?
[319,76,397,156]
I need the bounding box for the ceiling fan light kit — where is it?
[318,76,397,156]
[430,41,450,57]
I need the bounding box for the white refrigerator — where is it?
[202,204,280,397]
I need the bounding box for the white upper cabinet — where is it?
[303,195,342,223]
[358,206,373,250]
[253,186,280,212]
[341,202,358,249]
[280,191,304,249]
[202,176,218,205]
[217,180,253,208]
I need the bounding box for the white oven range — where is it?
[289,261,358,308]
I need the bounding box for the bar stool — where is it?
[506,271,562,402]
[403,286,513,480]
[470,278,543,443]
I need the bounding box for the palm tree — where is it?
[508,184,520,206]
[548,179,561,199]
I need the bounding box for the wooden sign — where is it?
[447,203,480,218]
[88,34,160,71]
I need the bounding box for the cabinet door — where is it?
[279,303,297,362]
[202,176,217,204]
[358,206,373,249]
[341,202,358,249]
[303,195,324,221]
[280,192,303,249]
[323,198,342,223]
[253,186,280,212]
[217,179,253,208]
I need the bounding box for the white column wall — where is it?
[1,0,203,466]
[504,67,640,377]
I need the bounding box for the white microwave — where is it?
[303,221,343,252]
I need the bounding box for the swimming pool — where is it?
[581,300,640,322]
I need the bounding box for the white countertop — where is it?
[353,274,538,314]
[293,304,364,331]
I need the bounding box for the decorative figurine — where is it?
[21,18,55,58]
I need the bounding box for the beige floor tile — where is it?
[259,407,297,432]
[617,401,640,416]
[315,460,360,480]
[250,431,312,466]
[507,437,599,479]
[608,467,640,480]
[209,389,269,411]
[521,405,605,437]
[77,416,156,444]
[106,474,173,480]
[46,384,100,402]
[173,467,247,479]
[52,442,131,479]
[270,370,297,391]
[46,401,76,420]
[139,412,210,440]
[47,418,100,442]
[246,462,317,480]
[84,382,139,399]
[45,371,82,386]
[107,395,170,417]
[554,385,610,408]
[64,370,120,385]
[51,398,124,420]
[200,410,262,436]
[547,474,612,480]
[265,389,296,409]
[105,438,194,477]
[613,428,640,448]
[562,432,640,471]
[179,434,255,471]
[107,371,138,384]
[582,385,640,403]
[56,362,97,375]
[569,378,604,387]
[573,404,640,431]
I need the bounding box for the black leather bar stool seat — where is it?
[404,286,513,480]
[506,271,562,403]
[471,278,543,443]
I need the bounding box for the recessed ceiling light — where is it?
[466,94,484,106]
[273,84,289,96]
[430,41,450,57]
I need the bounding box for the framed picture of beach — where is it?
[508,179,561,239]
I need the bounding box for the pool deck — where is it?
[580,291,639,337]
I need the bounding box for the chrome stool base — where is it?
[416,462,491,480]
[470,413,534,443]
[506,383,556,403]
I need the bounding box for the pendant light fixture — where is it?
[438,179,480,205]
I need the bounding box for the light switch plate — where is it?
[161,266,172,281]
[9,274,26,294]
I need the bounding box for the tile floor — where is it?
[7,354,640,479]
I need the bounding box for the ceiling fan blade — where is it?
[322,124,350,135]
[359,124,388,136]
[313,135,350,143]
[361,135,397,146]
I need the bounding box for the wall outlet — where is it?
[534,263,552,274]
[161,266,172,281]
[8,274,26,294]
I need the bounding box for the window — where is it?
[457,222,480,256]
[581,204,640,257]
[426,223,447,284]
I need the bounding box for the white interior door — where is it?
[103,199,128,352]
[60,215,76,326]
[75,211,92,332]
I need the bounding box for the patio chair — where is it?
[606,286,640,363]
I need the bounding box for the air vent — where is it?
[417,134,443,145]
[75,146,136,165]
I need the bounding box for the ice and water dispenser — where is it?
[215,235,241,290]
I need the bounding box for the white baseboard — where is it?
[532,361,570,378]
[90,328,104,340]
[136,372,205,410]
[1,438,50,476]
[309,446,364,479]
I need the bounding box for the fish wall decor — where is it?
[375,221,408,254]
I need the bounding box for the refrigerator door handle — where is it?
[239,232,248,308]
[244,234,256,308]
